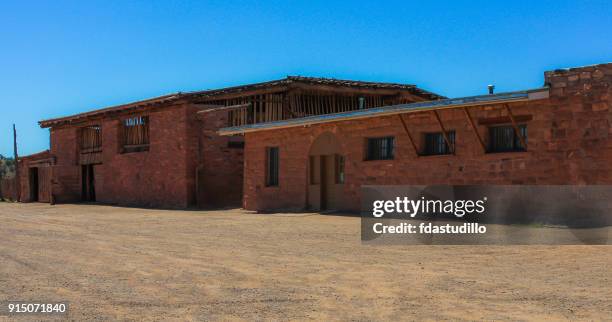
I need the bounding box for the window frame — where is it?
[227,135,245,149]
[487,124,527,153]
[365,136,395,161]
[265,146,280,187]
[80,125,102,154]
[423,130,455,156]
[121,115,150,153]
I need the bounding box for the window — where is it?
[366,137,394,160]
[266,147,279,186]
[227,136,245,149]
[335,154,345,184]
[488,124,527,152]
[424,131,455,155]
[80,125,101,153]
[227,141,245,148]
[122,116,149,153]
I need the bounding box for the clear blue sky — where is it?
[1,1,610,156]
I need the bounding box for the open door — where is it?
[29,167,39,202]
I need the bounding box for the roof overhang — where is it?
[39,93,185,128]
[218,88,549,136]
[38,76,443,128]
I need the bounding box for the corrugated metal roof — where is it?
[218,88,550,136]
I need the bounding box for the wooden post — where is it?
[397,114,420,156]
[281,93,297,119]
[432,110,454,154]
[13,124,21,202]
[504,104,528,150]
[49,157,55,205]
[462,107,487,153]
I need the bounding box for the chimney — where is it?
[488,84,495,95]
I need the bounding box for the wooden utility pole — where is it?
[13,124,21,202]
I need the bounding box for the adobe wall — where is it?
[49,104,198,208]
[243,63,612,212]
[196,109,244,208]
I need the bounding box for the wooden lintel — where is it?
[193,104,223,109]
[397,114,420,156]
[478,114,532,125]
[289,82,417,96]
[196,103,251,114]
[504,104,528,150]
[462,107,487,153]
[197,86,289,101]
[432,110,454,154]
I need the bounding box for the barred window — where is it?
[489,124,527,152]
[366,137,394,161]
[424,131,455,155]
[122,116,149,153]
[266,147,279,186]
[80,125,101,152]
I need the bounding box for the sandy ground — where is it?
[0,203,610,321]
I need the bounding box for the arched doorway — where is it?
[308,132,345,211]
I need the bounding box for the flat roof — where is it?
[218,88,549,136]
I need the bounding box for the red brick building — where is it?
[29,77,438,208]
[17,150,54,203]
[219,64,612,212]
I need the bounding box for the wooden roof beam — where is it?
[196,103,251,114]
[504,104,528,150]
[397,114,420,156]
[463,107,487,153]
[432,110,455,154]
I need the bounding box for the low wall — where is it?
[0,177,18,201]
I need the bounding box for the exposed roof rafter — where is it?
[39,76,443,128]
[218,88,550,136]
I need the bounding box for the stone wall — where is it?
[243,63,612,212]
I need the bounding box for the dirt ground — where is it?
[0,203,610,321]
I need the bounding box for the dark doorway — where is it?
[81,165,96,202]
[29,167,39,202]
